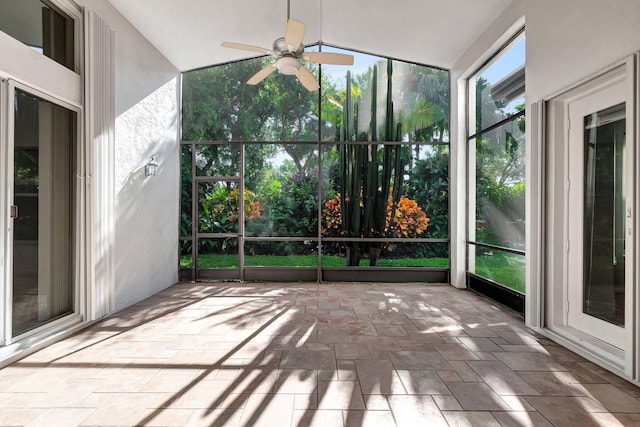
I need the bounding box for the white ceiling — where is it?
[107,0,513,71]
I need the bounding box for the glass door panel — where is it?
[583,103,626,326]
[12,88,74,337]
[566,74,631,351]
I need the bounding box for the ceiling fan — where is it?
[220,2,354,91]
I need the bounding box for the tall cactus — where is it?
[339,59,404,266]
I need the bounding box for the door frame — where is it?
[565,75,632,350]
[2,79,83,346]
[543,54,637,380]
[1,78,8,346]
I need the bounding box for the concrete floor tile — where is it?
[467,360,540,395]
[442,410,502,427]
[517,371,588,396]
[318,328,349,344]
[185,408,242,427]
[524,396,606,426]
[273,369,317,394]
[317,380,366,410]
[374,324,408,337]
[292,409,344,427]
[388,351,452,371]
[346,320,377,336]
[355,360,406,395]
[432,394,462,410]
[280,350,336,370]
[343,410,397,427]
[0,408,44,426]
[447,382,511,411]
[27,408,95,427]
[364,394,390,410]
[239,393,295,427]
[436,343,480,361]
[494,351,567,372]
[458,336,503,352]
[334,343,371,360]
[0,283,637,427]
[388,395,448,427]
[581,383,640,412]
[396,370,451,395]
[491,411,553,427]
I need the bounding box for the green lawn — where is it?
[474,252,526,293]
[181,254,449,268]
[179,253,523,292]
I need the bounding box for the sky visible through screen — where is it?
[479,37,525,84]
[318,36,525,88]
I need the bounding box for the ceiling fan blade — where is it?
[284,18,306,50]
[247,63,277,85]
[295,66,320,91]
[302,51,355,65]
[221,42,275,56]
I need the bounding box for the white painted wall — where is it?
[76,0,180,310]
[450,0,640,326]
[526,0,640,101]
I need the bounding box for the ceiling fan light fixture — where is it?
[276,56,300,75]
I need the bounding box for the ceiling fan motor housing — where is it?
[273,36,304,57]
[273,37,304,75]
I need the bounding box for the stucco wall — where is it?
[76,0,180,310]
[525,0,640,102]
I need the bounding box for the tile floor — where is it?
[1,282,639,427]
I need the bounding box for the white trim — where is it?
[0,32,81,107]
[543,54,637,382]
[541,56,634,104]
[0,314,88,368]
[84,9,115,320]
[526,100,545,328]
[534,327,634,383]
[635,51,640,381]
[45,0,84,76]
[4,82,15,345]
[466,78,476,277]
[49,0,83,19]
[0,79,9,346]
[10,78,81,112]
[449,76,467,288]
[565,82,629,349]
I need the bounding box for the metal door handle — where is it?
[10,205,18,219]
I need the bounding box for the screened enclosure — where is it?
[180,46,450,282]
[466,32,526,311]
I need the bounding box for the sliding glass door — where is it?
[6,83,76,340]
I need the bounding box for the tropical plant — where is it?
[407,151,449,232]
[246,170,318,238]
[198,185,261,254]
[334,60,408,266]
[323,194,429,238]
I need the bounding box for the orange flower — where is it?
[321,194,429,239]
